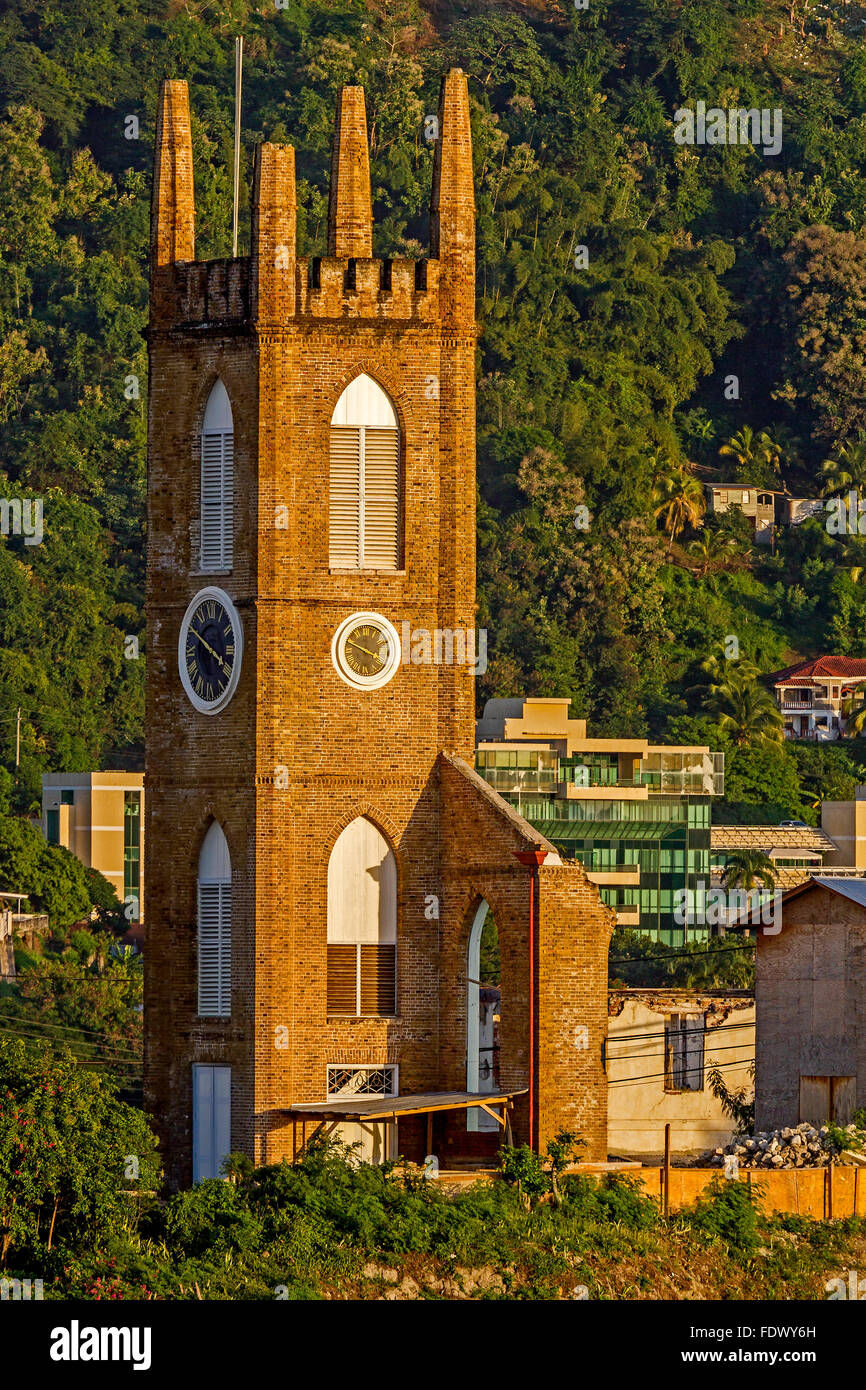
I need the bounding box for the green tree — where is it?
[706,675,784,748]
[652,464,706,554]
[820,432,866,497]
[0,1039,159,1266]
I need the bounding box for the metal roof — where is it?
[281,1089,526,1123]
[711,825,836,852]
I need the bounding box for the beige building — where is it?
[607,989,755,1157]
[821,788,866,870]
[42,772,144,921]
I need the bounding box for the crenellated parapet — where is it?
[149,71,475,334]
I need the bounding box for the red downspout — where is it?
[513,848,548,1152]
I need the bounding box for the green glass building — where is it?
[475,699,724,946]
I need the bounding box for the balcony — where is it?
[585,865,641,887]
[780,698,836,713]
[477,767,558,794]
[613,906,641,926]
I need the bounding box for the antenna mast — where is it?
[232,36,243,257]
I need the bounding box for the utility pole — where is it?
[232,36,243,258]
[15,707,20,768]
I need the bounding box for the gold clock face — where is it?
[342,622,391,679]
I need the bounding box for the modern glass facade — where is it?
[476,750,721,945]
[124,791,141,907]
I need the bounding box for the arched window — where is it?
[200,379,234,572]
[327,817,396,1016]
[329,375,400,570]
[197,821,231,1016]
[466,900,500,1132]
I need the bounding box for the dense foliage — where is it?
[0,1040,157,1269]
[2,1080,862,1300]
[1,0,866,815]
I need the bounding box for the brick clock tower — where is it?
[145,71,611,1187]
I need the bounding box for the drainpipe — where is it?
[513,848,548,1152]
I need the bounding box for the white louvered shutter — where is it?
[362,428,400,569]
[201,430,234,571]
[198,882,231,1016]
[329,426,362,568]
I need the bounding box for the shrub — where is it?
[684,1177,763,1252]
[163,1180,263,1257]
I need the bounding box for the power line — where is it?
[0,1004,142,1051]
[607,1055,755,1087]
[610,942,756,966]
[607,1039,755,1066]
[0,1017,141,1062]
[608,1016,755,1046]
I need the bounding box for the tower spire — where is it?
[327,86,373,258]
[151,79,196,269]
[251,142,297,323]
[430,68,475,321]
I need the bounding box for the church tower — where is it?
[145,73,610,1186]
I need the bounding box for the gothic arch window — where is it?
[466,900,501,1132]
[200,379,234,572]
[197,821,231,1016]
[327,817,397,1016]
[329,375,400,570]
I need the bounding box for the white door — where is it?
[193,1065,231,1182]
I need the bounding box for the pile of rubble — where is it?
[706,1123,866,1170]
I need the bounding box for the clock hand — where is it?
[192,630,230,673]
[346,638,383,660]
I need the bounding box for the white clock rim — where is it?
[331,611,402,691]
[178,586,244,715]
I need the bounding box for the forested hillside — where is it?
[2,0,866,819]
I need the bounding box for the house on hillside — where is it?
[703,485,823,546]
[733,878,866,1131]
[770,657,866,740]
[704,484,778,543]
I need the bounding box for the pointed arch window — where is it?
[200,379,234,572]
[197,821,231,1016]
[327,817,397,1016]
[329,375,400,570]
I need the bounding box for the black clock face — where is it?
[183,597,236,705]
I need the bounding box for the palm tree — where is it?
[841,685,866,737]
[652,465,705,554]
[689,648,760,700]
[719,426,782,479]
[688,530,738,577]
[756,430,783,475]
[820,432,866,497]
[707,676,785,747]
[721,850,777,893]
